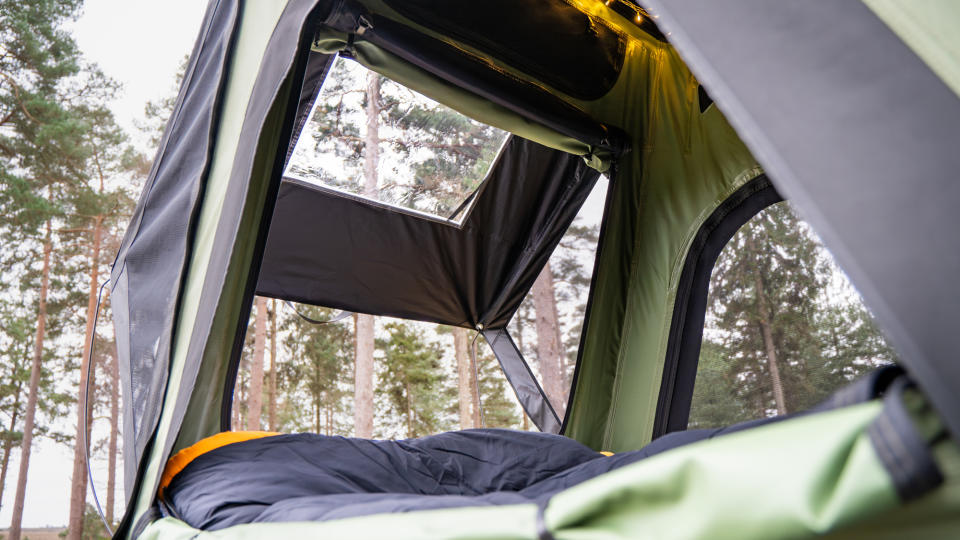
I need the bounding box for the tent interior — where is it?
[107,0,960,538]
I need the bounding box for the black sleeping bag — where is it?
[164,368,897,531]
[163,425,769,530]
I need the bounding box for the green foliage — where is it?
[0,0,87,228]
[136,54,188,154]
[689,202,898,428]
[377,322,454,438]
[277,306,353,435]
[474,343,521,429]
[58,503,110,540]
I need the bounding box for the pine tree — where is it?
[531,264,565,414]
[267,299,279,432]
[474,339,520,429]
[246,297,268,430]
[279,305,353,435]
[65,90,135,540]
[452,327,479,429]
[0,2,102,536]
[354,70,380,438]
[689,202,898,427]
[377,322,455,438]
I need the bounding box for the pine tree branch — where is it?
[0,71,37,123]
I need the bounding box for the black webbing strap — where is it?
[811,365,904,413]
[814,366,944,501]
[868,377,944,501]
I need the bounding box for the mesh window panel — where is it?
[229,298,528,437]
[284,56,509,223]
[688,201,898,429]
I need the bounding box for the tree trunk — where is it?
[354,314,375,438]
[0,377,23,510]
[353,71,380,439]
[268,299,278,432]
[454,328,479,429]
[405,378,414,438]
[751,244,788,416]
[363,72,381,198]
[246,297,267,430]
[531,263,564,414]
[516,318,531,432]
[106,346,119,525]
[231,387,241,431]
[9,221,52,540]
[68,215,103,540]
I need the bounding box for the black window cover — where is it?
[383,0,626,101]
[323,3,627,157]
[256,136,601,331]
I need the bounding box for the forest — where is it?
[0,2,895,539]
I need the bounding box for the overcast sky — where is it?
[0,0,207,529]
[71,0,208,136]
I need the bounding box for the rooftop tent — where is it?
[107,0,960,537]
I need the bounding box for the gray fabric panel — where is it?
[257,137,600,330]
[107,0,240,503]
[641,0,960,440]
[483,329,561,433]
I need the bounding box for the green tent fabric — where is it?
[106,0,960,536]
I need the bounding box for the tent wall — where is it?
[108,0,241,498]
[116,0,307,535]
[637,0,960,444]
[561,28,762,452]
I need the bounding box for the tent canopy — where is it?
[108,0,960,536]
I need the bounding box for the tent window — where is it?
[507,175,609,418]
[285,56,509,223]
[228,303,531,438]
[687,201,898,428]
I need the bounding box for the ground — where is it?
[0,527,66,540]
